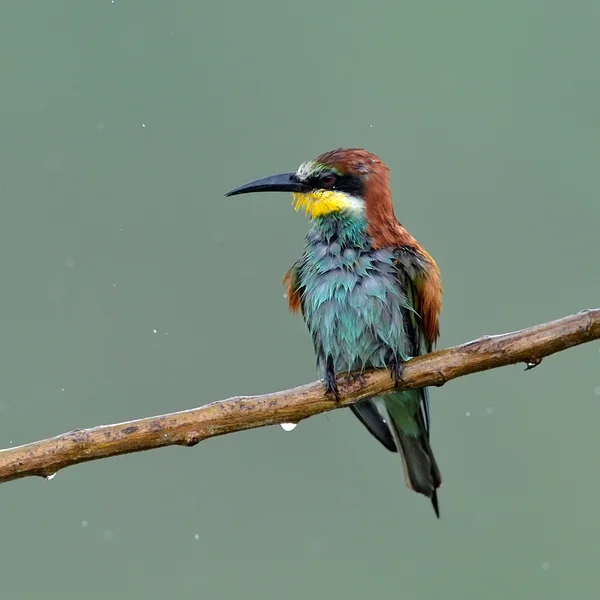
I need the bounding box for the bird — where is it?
[226,148,443,517]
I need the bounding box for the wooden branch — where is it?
[1,309,598,484]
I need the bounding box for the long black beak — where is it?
[225,172,309,197]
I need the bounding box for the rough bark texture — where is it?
[0,309,598,484]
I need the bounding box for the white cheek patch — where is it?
[344,194,366,214]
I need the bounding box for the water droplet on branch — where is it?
[525,358,542,370]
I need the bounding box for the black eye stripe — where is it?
[308,173,363,196]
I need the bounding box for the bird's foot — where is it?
[324,356,341,402]
[324,372,341,402]
[345,372,366,387]
[390,358,406,390]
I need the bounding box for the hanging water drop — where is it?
[525,358,542,370]
[280,422,297,432]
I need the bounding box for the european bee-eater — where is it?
[226,148,443,516]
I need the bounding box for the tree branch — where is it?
[1,309,598,484]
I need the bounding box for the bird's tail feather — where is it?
[350,400,397,453]
[378,391,442,517]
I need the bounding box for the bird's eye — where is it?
[320,174,337,188]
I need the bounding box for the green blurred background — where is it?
[1,1,599,598]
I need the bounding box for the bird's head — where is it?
[226,148,395,222]
[226,147,442,340]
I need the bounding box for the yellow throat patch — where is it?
[292,190,357,218]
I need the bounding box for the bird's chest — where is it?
[299,236,410,373]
